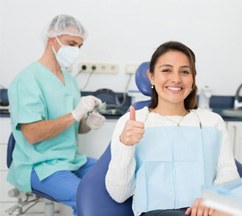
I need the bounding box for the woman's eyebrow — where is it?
[158,64,190,67]
[180,65,191,69]
[158,64,173,68]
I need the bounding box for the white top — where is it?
[105,107,240,206]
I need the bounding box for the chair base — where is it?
[5,189,60,216]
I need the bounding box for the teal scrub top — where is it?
[7,62,87,192]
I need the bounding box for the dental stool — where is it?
[6,133,59,216]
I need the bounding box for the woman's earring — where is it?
[151,85,154,89]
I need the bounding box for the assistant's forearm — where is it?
[21,113,76,144]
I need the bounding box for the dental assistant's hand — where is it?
[72,96,102,121]
[87,111,106,129]
[185,198,215,216]
[119,106,144,146]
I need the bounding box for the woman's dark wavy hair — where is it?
[149,41,198,110]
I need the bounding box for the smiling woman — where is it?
[147,50,194,116]
[147,41,198,114]
[105,41,240,216]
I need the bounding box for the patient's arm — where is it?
[105,113,136,203]
[214,120,240,185]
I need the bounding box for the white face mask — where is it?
[52,37,80,68]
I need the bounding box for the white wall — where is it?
[1,0,242,95]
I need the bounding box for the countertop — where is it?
[0,91,132,119]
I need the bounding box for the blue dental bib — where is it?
[133,126,221,213]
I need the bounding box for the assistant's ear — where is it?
[48,37,56,45]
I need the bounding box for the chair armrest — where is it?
[76,144,133,216]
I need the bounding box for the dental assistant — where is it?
[7,14,105,216]
[105,41,240,216]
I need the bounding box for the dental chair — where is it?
[6,133,59,216]
[76,62,150,216]
[76,61,242,216]
[236,160,242,176]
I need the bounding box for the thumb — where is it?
[129,106,136,121]
[185,207,191,215]
[93,96,102,105]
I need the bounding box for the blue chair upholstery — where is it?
[6,133,58,215]
[76,61,242,216]
[76,62,152,216]
[76,144,133,216]
[6,133,14,168]
[235,160,242,177]
[135,62,151,97]
[132,61,151,109]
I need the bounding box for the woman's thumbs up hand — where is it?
[129,105,136,121]
[119,106,145,146]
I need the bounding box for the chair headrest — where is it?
[135,62,151,96]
